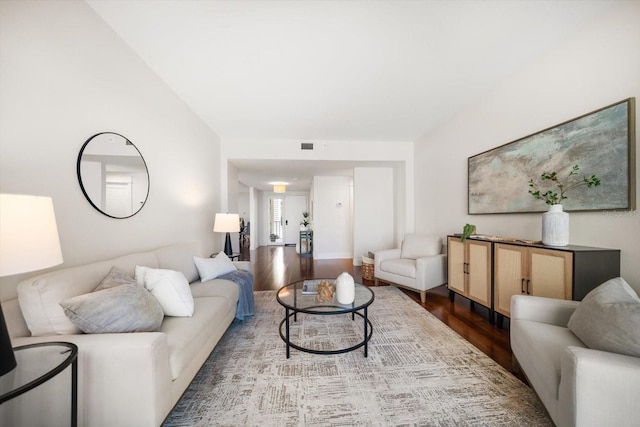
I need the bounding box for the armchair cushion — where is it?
[567,277,640,357]
[380,258,416,278]
[400,234,442,259]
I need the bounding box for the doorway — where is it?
[269,197,284,244]
[283,195,307,245]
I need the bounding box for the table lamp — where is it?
[213,213,240,256]
[0,194,63,376]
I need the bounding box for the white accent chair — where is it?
[374,234,448,303]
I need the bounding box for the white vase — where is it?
[335,272,355,304]
[542,204,569,246]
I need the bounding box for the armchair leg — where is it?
[419,291,426,304]
[374,278,379,286]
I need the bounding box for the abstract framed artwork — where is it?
[468,98,636,214]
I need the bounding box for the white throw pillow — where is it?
[401,234,442,259]
[194,252,237,282]
[135,266,194,317]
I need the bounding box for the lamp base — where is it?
[224,232,233,256]
[0,304,17,376]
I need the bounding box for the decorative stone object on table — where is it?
[316,280,335,302]
[336,272,355,304]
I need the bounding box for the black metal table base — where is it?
[279,307,373,358]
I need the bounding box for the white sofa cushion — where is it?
[60,283,164,333]
[193,252,237,282]
[190,279,240,313]
[136,266,194,317]
[380,258,416,278]
[568,277,640,357]
[154,242,201,283]
[401,234,442,259]
[161,296,232,380]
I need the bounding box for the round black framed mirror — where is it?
[77,132,150,218]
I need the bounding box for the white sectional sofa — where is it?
[510,277,640,427]
[2,242,248,427]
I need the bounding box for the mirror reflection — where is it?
[77,132,149,218]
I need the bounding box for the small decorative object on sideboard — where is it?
[528,164,601,246]
[460,223,476,242]
[336,272,355,304]
[316,280,335,302]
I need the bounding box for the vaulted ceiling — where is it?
[86,0,620,190]
[87,0,618,142]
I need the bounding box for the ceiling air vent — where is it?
[301,142,314,150]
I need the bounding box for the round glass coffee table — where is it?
[276,279,374,358]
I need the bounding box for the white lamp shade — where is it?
[273,185,286,193]
[0,194,63,277]
[213,213,240,233]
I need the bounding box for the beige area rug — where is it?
[163,287,552,426]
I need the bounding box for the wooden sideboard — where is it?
[447,235,620,327]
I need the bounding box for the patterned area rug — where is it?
[164,287,552,426]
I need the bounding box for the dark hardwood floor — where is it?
[241,244,519,380]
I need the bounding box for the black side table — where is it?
[299,230,313,258]
[0,342,78,427]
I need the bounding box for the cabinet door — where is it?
[494,244,526,317]
[529,248,572,299]
[447,237,465,294]
[467,240,491,306]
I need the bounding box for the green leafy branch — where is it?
[528,164,601,205]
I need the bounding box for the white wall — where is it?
[223,138,415,235]
[353,168,394,264]
[225,163,240,254]
[0,1,222,299]
[249,187,258,250]
[238,192,250,222]
[312,176,353,259]
[415,1,640,290]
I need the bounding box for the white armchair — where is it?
[374,234,448,303]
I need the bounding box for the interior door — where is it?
[283,195,307,245]
[269,197,283,245]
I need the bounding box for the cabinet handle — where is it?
[521,278,525,294]
[526,279,531,295]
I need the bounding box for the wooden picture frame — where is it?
[468,98,636,214]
